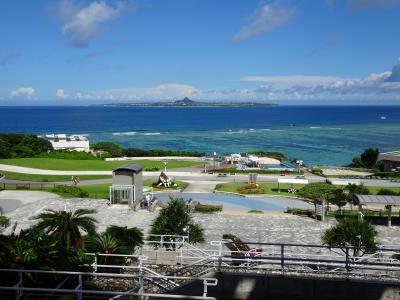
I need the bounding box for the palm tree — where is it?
[84,233,129,267]
[149,197,205,248]
[105,225,143,252]
[34,209,97,249]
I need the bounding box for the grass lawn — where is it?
[143,179,188,191]
[215,182,400,196]
[0,158,203,171]
[1,171,110,182]
[0,180,188,199]
[365,186,400,194]
[215,182,305,197]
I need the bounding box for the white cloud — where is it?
[104,84,200,100]
[11,87,35,99]
[56,89,69,99]
[233,1,296,42]
[241,75,345,86]
[386,59,400,82]
[54,1,128,47]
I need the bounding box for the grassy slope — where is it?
[0,158,202,171]
[1,171,110,182]
[216,182,400,196]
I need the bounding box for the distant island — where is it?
[98,97,278,107]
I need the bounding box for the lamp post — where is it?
[213,151,217,170]
[163,161,168,173]
[183,225,190,242]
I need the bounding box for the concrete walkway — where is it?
[182,180,223,193]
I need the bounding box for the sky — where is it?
[1,0,400,105]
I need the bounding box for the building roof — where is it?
[378,151,400,162]
[356,194,400,206]
[113,164,143,173]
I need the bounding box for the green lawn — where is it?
[0,158,202,171]
[215,182,400,197]
[215,182,306,197]
[0,180,188,199]
[1,171,110,182]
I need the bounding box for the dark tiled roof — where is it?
[113,164,143,173]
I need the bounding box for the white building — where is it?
[41,134,90,152]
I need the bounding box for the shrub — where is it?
[285,207,315,218]
[322,219,377,256]
[0,133,53,158]
[35,151,98,160]
[298,182,336,201]
[92,142,124,157]
[0,215,9,228]
[248,209,263,214]
[52,185,89,198]
[194,203,223,213]
[373,172,397,178]
[145,167,160,171]
[312,167,323,175]
[237,184,265,194]
[377,189,399,196]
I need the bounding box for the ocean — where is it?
[1,105,399,166]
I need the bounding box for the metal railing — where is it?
[0,268,217,300]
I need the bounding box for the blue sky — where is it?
[1,0,400,105]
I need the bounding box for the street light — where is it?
[183,225,190,242]
[163,161,168,173]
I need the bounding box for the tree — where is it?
[298,182,337,201]
[85,233,128,266]
[345,183,370,208]
[149,198,205,247]
[105,225,144,252]
[329,189,348,214]
[92,142,124,157]
[349,148,379,169]
[322,219,377,256]
[34,209,97,249]
[360,148,380,168]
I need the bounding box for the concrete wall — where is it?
[166,272,400,300]
[112,170,143,210]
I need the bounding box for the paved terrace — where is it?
[1,191,400,247]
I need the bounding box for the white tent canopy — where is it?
[277,178,309,185]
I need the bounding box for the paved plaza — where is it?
[1,191,399,248]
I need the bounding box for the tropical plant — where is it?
[329,189,348,214]
[105,225,144,251]
[149,197,205,247]
[34,209,97,249]
[84,233,128,266]
[322,219,377,256]
[344,183,370,208]
[298,182,337,201]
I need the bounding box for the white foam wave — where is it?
[112,132,161,136]
[309,126,321,129]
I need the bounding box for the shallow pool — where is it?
[154,192,313,211]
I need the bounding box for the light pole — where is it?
[163,161,168,173]
[213,151,217,170]
[183,225,190,242]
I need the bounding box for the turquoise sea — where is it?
[0,105,399,166]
